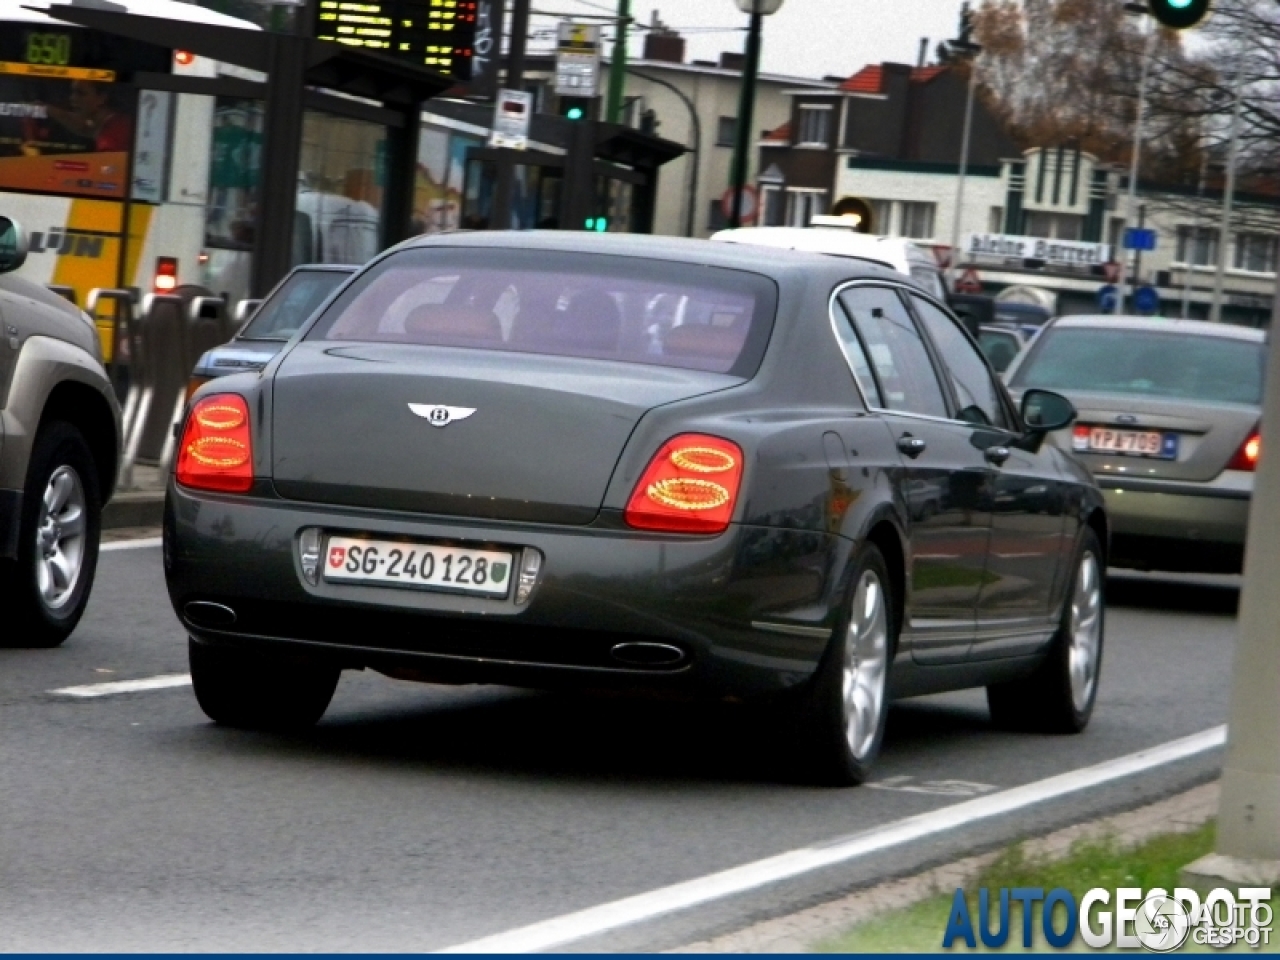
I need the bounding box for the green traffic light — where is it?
[1148,0,1210,28]
[566,106,584,120]
[595,219,607,232]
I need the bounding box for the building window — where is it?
[1176,226,1219,267]
[796,105,831,146]
[869,199,894,235]
[786,190,827,226]
[1234,233,1278,273]
[761,185,786,227]
[899,201,936,239]
[1025,211,1083,241]
[716,116,737,147]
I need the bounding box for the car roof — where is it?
[708,227,917,272]
[398,229,906,285]
[1050,314,1265,342]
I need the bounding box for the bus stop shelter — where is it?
[40,3,455,296]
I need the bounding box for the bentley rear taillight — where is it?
[176,394,254,492]
[1227,428,1261,472]
[624,434,744,534]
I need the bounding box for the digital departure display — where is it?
[315,0,478,80]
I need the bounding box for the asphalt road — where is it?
[0,542,1238,951]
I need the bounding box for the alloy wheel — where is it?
[34,465,87,611]
[843,569,889,760]
[1068,551,1102,712]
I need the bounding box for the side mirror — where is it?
[1021,388,1076,433]
[0,216,29,274]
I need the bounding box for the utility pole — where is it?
[1117,8,1154,314]
[727,0,782,229]
[1182,264,1280,893]
[489,0,531,230]
[1210,62,1246,323]
[606,0,631,124]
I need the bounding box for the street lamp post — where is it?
[728,0,783,230]
[1210,64,1246,323]
[1117,5,1155,314]
[946,41,981,293]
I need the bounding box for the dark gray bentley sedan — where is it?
[164,232,1107,785]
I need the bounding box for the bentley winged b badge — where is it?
[408,404,476,428]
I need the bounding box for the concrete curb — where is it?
[671,782,1221,953]
[103,491,164,530]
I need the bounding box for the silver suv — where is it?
[0,216,121,646]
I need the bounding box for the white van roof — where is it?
[710,226,928,277]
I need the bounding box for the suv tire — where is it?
[1,421,101,647]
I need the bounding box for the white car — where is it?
[711,219,948,301]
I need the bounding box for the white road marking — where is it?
[438,726,1227,953]
[50,674,191,698]
[101,537,163,552]
[867,776,997,797]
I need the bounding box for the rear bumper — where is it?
[163,482,850,697]
[1096,472,1251,572]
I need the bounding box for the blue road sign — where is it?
[1098,284,1118,313]
[1134,285,1160,314]
[1124,228,1157,251]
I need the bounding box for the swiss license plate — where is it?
[1076,427,1178,460]
[323,536,514,597]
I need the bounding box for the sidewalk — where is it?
[672,783,1221,953]
[104,463,165,530]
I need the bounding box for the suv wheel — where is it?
[1,421,101,647]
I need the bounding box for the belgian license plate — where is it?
[323,536,514,597]
[1079,427,1177,459]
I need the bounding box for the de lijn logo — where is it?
[943,885,1273,951]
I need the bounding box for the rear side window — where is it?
[909,294,1008,428]
[1011,326,1265,405]
[308,248,777,377]
[241,270,351,340]
[837,286,948,418]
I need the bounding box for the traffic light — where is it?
[1147,0,1210,29]
[584,217,608,232]
[560,96,592,121]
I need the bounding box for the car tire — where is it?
[987,527,1104,733]
[189,638,340,731]
[797,542,895,786]
[0,421,101,648]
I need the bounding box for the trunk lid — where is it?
[270,342,739,522]
[1050,390,1258,482]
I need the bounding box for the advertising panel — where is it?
[0,74,136,199]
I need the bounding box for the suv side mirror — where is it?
[1021,388,1076,433]
[0,216,29,274]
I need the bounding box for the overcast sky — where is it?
[529,0,967,80]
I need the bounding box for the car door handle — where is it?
[985,445,1012,466]
[897,436,927,459]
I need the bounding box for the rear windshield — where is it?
[306,248,777,377]
[241,269,352,340]
[1011,326,1265,405]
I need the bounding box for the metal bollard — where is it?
[156,296,227,470]
[231,298,263,334]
